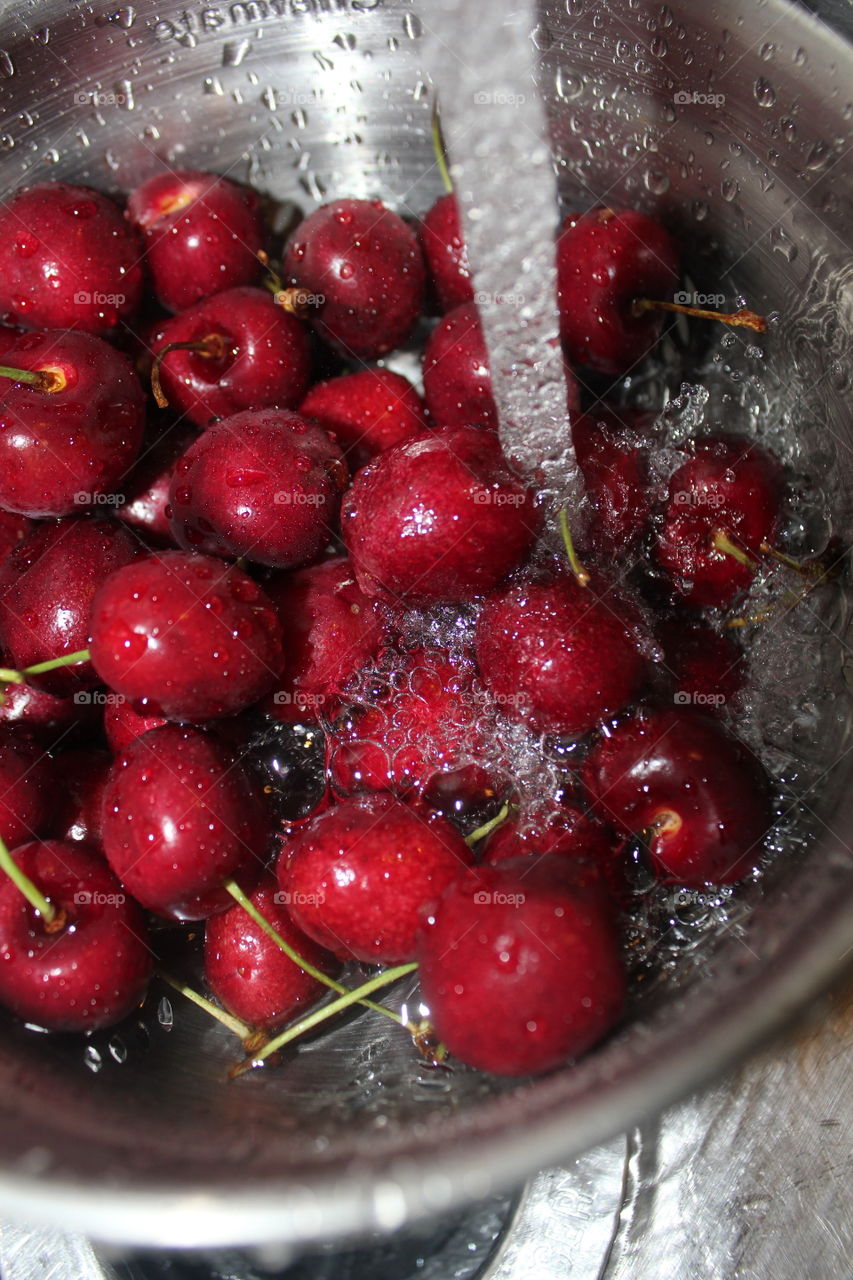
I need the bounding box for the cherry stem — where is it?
[223,879,413,1031]
[156,968,265,1050]
[465,802,511,847]
[0,650,91,690]
[0,363,65,393]
[151,334,227,409]
[558,508,591,587]
[230,961,419,1077]
[632,298,767,334]
[272,286,321,319]
[0,831,57,924]
[711,529,759,571]
[431,100,454,195]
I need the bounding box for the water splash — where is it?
[420,0,579,511]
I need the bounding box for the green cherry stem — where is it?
[156,968,266,1051]
[431,101,454,195]
[230,961,419,1077]
[558,508,591,588]
[0,649,92,690]
[0,363,66,393]
[465,802,512,847]
[711,529,758,571]
[0,831,58,926]
[223,878,414,1030]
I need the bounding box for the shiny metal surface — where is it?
[0,0,849,1251]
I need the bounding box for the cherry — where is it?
[654,434,785,608]
[0,329,145,518]
[89,551,284,721]
[572,405,655,558]
[481,803,612,866]
[101,724,272,919]
[423,302,580,435]
[420,192,474,312]
[0,516,142,695]
[0,510,33,565]
[167,409,347,569]
[582,705,771,885]
[474,572,648,738]
[341,425,539,605]
[126,170,264,313]
[417,857,625,1076]
[556,207,680,374]
[261,556,388,724]
[51,747,112,848]
[422,301,498,431]
[116,422,199,547]
[0,839,152,1031]
[103,697,167,754]
[149,287,312,428]
[656,615,745,711]
[481,804,627,903]
[0,182,143,335]
[245,717,330,825]
[0,664,99,744]
[281,792,473,964]
[204,874,341,1031]
[328,646,504,811]
[282,198,425,359]
[299,368,427,471]
[0,729,55,849]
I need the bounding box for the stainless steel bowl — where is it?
[0,0,850,1251]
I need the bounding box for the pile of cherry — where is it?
[0,168,811,1080]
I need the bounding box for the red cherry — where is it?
[423,302,580,435]
[51,747,112,847]
[0,182,143,334]
[0,729,54,849]
[280,792,473,964]
[103,697,167,754]
[420,193,474,312]
[204,874,341,1031]
[572,405,655,557]
[474,573,648,738]
[116,423,199,547]
[282,198,425,359]
[0,839,152,1031]
[481,805,627,904]
[0,510,33,565]
[0,516,142,695]
[149,287,312,428]
[261,556,389,724]
[126,170,263,313]
[0,660,99,745]
[0,329,144,517]
[655,434,785,608]
[167,409,347,570]
[299,368,427,471]
[341,425,539,605]
[328,647,504,811]
[89,551,284,721]
[101,725,271,920]
[582,706,771,885]
[656,615,745,711]
[417,857,626,1076]
[557,207,680,374]
[422,301,498,430]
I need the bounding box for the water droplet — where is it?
[769,226,797,262]
[754,77,776,108]
[0,51,14,79]
[644,168,670,195]
[402,13,422,39]
[720,177,739,202]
